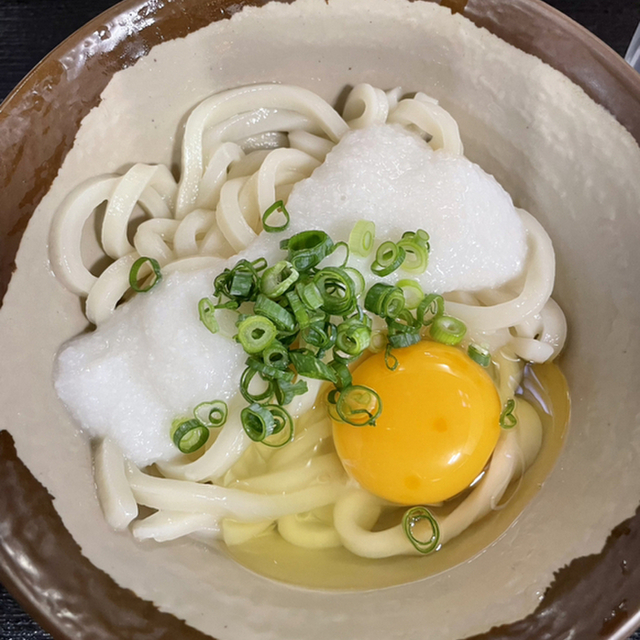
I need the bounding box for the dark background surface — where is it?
[1,0,640,638]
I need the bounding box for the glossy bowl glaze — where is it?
[1,1,640,639]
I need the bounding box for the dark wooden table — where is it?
[1,0,640,638]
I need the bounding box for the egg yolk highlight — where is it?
[332,341,501,505]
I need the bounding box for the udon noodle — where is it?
[49,84,567,561]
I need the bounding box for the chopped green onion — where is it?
[281,230,334,272]
[246,356,295,382]
[500,398,518,429]
[251,257,268,272]
[194,400,228,427]
[285,290,311,329]
[296,281,323,309]
[371,241,406,277]
[331,241,350,268]
[241,403,276,442]
[329,360,353,390]
[402,229,430,250]
[397,279,424,310]
[336,318,371,355]
[417,293,444,326]
[364,283,405,320]
[344,267,366,297]
[335,385,382,426]
[387,323,421,349]
[260,261,299,298]
[385,344,399,371]
[468,343,491,368]
[262,405,294,447]
[214,259,260,304]
[237,315,278,354]
[129,257,162,293]
[289,350,339,384]
[274,378,308,405]
[254,293,296,332]
[171,418,209,454]
[198,298,219,334]
[398,237,429,275]
[301,321,336,350]
[262,200,290,233]
[314,267,357,316]
[429,315,467,346]
[240,367,274,403]
[402,506,440,554]
[349,220,376,257]
[263,341,290,370]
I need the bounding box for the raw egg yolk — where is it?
[332,341,501,505]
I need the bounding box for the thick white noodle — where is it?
[227,454,345,494]
[342,83,390,129]
[102,164,176,259]
[126,462,345,521]
[176,84,349,217]
[172,208,216,257]
[387,94,463,155]
[277,506,342,550]
[133,218,180,266]
[288,130,335,162]
[94,438,138,530]
[195,142,244,210]
[49,176,118,295]
[132,511,221,543]
[85,252,140,325]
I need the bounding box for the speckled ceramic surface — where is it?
[1,1,640,639]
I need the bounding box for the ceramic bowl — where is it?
[1,1,640,639]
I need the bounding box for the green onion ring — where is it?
[344,267,366,297]
[429,315,467,346]
[313,267,357,316]
[371,241,406,277]
[240,367,274,403]
[500,398,518,429]
[398,238,429,275]
[129,256,162,293]
[194,400,228,427]
[254,293,296,332]
[336,319,372,356]
[262,405,295,447]
[336,385,382,426]
[260,261,299,298]
[349,220,376,257]
[262,200,290,232]
[417,293,445,326]
[237,315,278,354]
[171,418,210,454]
[384,344,399,371]
[263,341,290,370]
[281,230,334,272]
[241,403,276,442]
[402,506,440,554]
[468,343,491,368]
[198,298,219,334]
[364,283,405,320]
[397,279,424,310]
